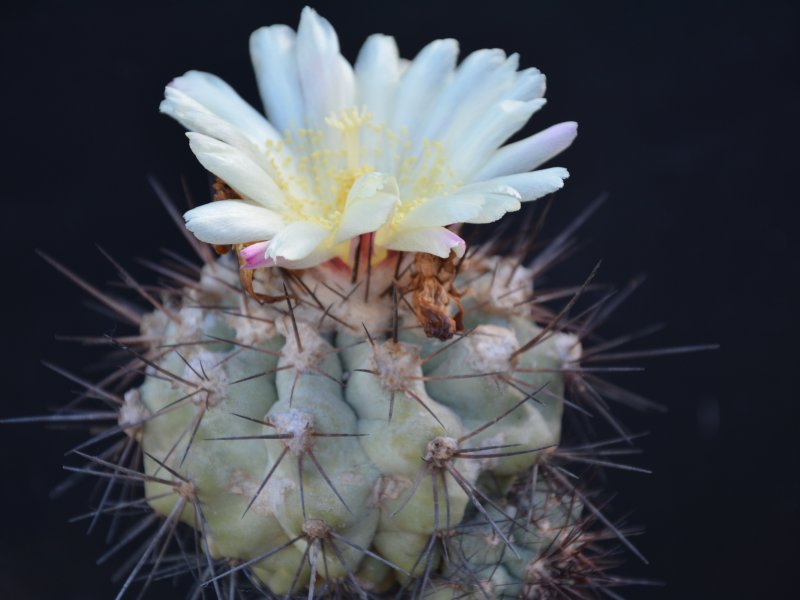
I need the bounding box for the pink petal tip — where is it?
[239,241,273,269]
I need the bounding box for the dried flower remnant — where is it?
[406,250,466,340]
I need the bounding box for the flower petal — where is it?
[183,201,284,245]
[479,167,570,202]
[355,34,401,125]
[187,133,286,211]
[250,25,305,133]
[168,71,281,148]
[272,247,340,269]
[507,67,547,101]
[474,122,578,181]
[267,220,330,262]
[160,87,261,160]
[334,172,400,243]
[240,241,274,269]
[412,49,506,146]
[455,182,523,223]
[398,194,486,229]
[242,241,340,270]
[295,7,354,127]
[449,98,546,178]
[378,226,466,258]
[390,38,459,148]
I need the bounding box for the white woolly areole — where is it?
[554,332,582,364]
[119,389,150,440]
[140,309,170,343]
[274,316,329,372]
[524,558,550,586]
[226,295,277,346]
[424,435,459,465]
[198,257,240,294]
[163,306,209,352]
[269,408,315,455]
[371,340,422,392]
[468,324,519,375]
[302,518,330,539]
[466,255,535,314]
[290,261,396,336]
[181,349,229,407]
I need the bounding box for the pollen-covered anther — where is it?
[370,340,421,392]
[268,409,315,455]
[424,435,459,467]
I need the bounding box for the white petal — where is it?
[250,25,305,133]
[267,220,330,261]
[168,71,281,148]
[399,194,486,229]
[430,50,519,151]
[184,201,284,245]
[355,35,401,171]
[159,86,297,192]
[474,121,578,181]
[480,167,570,202]
[355,34,400,124]
[412,49,506,140]
[272,246,340,269]
[449,98,546,177]
[241,240,340,270]
[468,194,522,223]
[188,133,286,211]
[378,226,465,258]
[455,182,523,223]
[433,54,519,153]
[295,7,354,127]
[160,87,264,164]
[507,67,547,101]
[390,38,459,147]
[334,172,399,243]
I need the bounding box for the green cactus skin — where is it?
[100,246,609,599]
[8,222,667,600]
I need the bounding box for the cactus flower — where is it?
[161,7,577,269]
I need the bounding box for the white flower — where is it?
[161,7,576,269]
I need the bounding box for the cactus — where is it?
[9,6,714,599]
[119,246,589,597]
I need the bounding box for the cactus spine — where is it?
[99,242,623,598]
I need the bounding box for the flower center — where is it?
[260,107,462,250]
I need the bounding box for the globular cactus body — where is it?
[125,252,580,597]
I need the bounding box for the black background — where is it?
[2,0,797,598]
